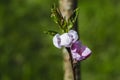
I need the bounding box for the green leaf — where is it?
[44,30,58,36]
[61,18,68,32]
[51,4,70,32]
[50,5,79,33]
[51,4,63,28]
[65,8,79,31]
[67,20,73,30]
[69,8,79,24]
[72,8,79,23]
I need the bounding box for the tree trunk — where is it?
[59,0,80,80]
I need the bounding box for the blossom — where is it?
[53,30,92,61]
[53,30,78,48]
[71,41,91,61]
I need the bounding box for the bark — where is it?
[63,48,74,80]
[59,0,80,80]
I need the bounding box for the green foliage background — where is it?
[0,0,120,80]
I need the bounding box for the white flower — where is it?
[68,30,78,43]
[53,34,61,48]
[60,33,73,47]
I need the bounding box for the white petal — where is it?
[82,47,91,56]
[53,34,61,48]
[71,49,81,60]
[71,49,77,53]
[72,52,81,60]
[60,33,73,47]
[68,30,78,43]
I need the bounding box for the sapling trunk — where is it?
[59,0,81,80]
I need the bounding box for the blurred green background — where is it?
[0,0,120,80]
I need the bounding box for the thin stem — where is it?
[66,48,81,80]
